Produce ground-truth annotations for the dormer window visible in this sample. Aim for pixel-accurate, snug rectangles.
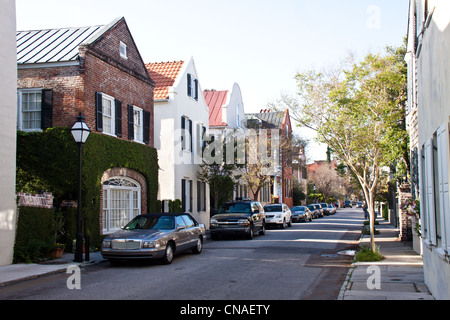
[120,41,128,60]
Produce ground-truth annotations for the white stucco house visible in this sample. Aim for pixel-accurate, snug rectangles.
[146,57,210,227]
[405,0,450,300]
[204,83,248,200]
[0,0,18,266]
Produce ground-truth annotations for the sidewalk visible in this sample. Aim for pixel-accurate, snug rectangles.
[338,220,435,300]
[0,251,106,287]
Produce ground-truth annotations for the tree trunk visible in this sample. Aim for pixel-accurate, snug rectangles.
[368,191,376,253]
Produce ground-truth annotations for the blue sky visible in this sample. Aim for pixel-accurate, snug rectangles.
[16,0,409,161]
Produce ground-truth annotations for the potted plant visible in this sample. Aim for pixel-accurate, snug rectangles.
[50,243,65,259]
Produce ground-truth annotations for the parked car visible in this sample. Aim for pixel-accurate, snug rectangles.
[290,206,312,222]
[311,203,324,217]
[210,200,266,240]
[356,201,363,208]
[344,200,352,208]
[101,213,206,265]
[320,202,331,215]
[264,203,292,228]
[327,204,336,215]
[307,204,320,219]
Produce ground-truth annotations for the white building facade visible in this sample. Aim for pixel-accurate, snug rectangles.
[204,83,248,200]
[147,57,210,227]
[406,0,450,299]
[0,0,18,266]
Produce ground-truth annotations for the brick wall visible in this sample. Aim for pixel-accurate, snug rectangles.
[81,52,154,147]
[17,18,155,147]
[17,65,84,128]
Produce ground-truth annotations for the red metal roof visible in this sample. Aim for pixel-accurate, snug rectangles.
[146,61,184,100]
[204,90,229,127]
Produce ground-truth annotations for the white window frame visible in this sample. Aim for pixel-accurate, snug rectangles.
[101,93,116,136]
[17,88,43,132]
[181,116,192,152]
[187,74,199,100]
[102,177,141,234]
[436,122,450,255]
[423,138,437,246]
[133,106,144,143]
[120,41,128,60]
[182,179,193,213]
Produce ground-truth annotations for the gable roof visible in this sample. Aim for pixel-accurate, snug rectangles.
[145,61,185,100]
[17,25,104,64]
[204,90,229,127]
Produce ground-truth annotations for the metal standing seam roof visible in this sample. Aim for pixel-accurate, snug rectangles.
[16,25,104,64]
[245,111,286,129]
[203,90,229,127]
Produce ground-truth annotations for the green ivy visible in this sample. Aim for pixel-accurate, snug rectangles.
[16,127,159,249]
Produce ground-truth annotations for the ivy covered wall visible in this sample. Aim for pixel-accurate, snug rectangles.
[16,127,159,248]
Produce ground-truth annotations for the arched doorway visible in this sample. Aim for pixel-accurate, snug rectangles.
[102,177,141,234]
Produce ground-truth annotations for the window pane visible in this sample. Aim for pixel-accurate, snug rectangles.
[21,91,42,130]
[103,98,112,134]
[102,177,142,233]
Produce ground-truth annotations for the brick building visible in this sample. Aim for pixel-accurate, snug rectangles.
[16,17,157,236]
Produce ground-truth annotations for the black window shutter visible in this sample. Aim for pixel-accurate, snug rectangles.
[181,179,186,212]
[189,180,193,212]
[197,181,201,212]
[194,79,198,100]
[202,126,206,150]
[41,89,53,130]
[202,182,206,211]
[115,100,122,137]
[95,92,103,132]
[187,73,192,97]
[143,110,150,145]
[188,119,193,151]
[127,105,134,140]
[181,116,185,150]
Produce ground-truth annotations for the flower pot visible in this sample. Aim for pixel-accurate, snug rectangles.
[50,247,64,259]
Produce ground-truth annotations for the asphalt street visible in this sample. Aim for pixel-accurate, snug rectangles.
[0,208,363,300]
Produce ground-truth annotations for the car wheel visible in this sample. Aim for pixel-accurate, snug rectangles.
[281,218,287,229]
[161,242,175,265]
[192,237,203,254]
[288,217,292,227]
[259,223,266,236]
[247,225,254,240]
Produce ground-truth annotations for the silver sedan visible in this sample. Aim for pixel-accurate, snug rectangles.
[101,213,206,264]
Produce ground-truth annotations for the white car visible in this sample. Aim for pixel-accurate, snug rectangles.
[263,203,292,229]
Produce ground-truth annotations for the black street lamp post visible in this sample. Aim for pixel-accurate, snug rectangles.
[71,113,90,263]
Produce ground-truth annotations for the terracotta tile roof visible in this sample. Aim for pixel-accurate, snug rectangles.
[204,90,229,127]
[145,61,184,100]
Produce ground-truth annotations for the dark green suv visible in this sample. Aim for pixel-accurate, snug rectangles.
[210,201,266,240]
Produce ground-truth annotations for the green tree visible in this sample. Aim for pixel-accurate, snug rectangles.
[274,45,407,252]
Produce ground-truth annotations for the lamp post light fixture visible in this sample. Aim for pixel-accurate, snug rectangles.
[71,113,90,263]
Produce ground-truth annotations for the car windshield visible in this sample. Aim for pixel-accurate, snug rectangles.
[291,206,305,211]
[124,215,175,230]
[264,205,282,212]
[218,203,252,214]
[307,205,315,210]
